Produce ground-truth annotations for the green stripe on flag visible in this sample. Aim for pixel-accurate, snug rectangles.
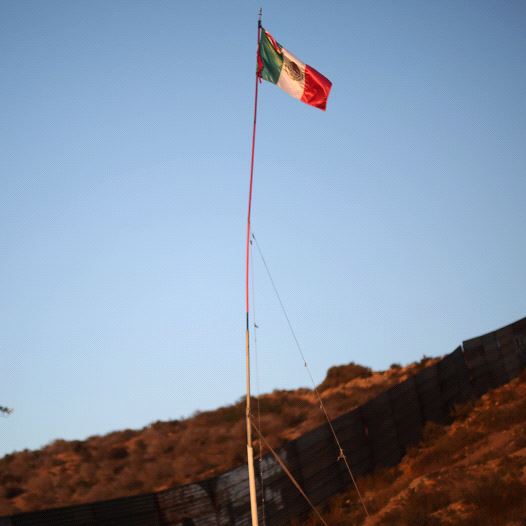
[259,30,283,84]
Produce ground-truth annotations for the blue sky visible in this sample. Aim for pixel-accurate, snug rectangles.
[1,1,525,456]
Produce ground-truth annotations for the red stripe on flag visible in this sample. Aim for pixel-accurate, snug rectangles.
[302,65,332,111]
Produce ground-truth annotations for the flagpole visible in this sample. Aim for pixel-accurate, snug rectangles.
[245,9,262,526]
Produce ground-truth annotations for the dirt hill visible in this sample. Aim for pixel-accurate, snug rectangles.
[298,369,526,526]
[0,359,434,516]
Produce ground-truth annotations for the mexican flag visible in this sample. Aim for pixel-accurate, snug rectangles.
[258,27,332,111]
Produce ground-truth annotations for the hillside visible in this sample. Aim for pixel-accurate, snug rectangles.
[0,359,434,516]
[299,369,526,526]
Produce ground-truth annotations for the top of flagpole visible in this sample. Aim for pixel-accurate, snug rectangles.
[258,8,262,28]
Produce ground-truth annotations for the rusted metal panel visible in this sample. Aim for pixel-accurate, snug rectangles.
[157,483,219,526]
[438,348,473,410]
[414,365,446,423]
[10,504,95,526]
[387,377,423,449]
[93,494,160,526]
[331,408,368,447]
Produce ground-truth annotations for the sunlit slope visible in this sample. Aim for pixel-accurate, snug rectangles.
[0,359,433,515]
[299,369,526,526]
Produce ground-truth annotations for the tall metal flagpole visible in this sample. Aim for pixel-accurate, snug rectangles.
[245,9,262,526]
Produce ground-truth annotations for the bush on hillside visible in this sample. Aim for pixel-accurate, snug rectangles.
[317,363,372,392]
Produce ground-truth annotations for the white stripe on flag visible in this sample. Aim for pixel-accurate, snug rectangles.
[277,48,306,101]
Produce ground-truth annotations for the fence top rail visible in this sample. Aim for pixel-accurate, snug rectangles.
[463,316,526,348]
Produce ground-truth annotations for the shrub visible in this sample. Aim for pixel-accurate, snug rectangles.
[451,400,475,421]
[46,440,69,454]
[108,447,129,460]
[4,486,24,499]
[119,429,137,441]
[421,421,444,443]
[514,430,526,449]
[125,480,143,492]
[195,403,244,426]
[318,363,372,392]
[456,470,526,524]
[134,439,147,452]
[412,426,483,472]
[381,486,449,526]
[474,396,526,432]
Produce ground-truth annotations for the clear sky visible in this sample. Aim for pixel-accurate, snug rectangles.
[1,1,525,457]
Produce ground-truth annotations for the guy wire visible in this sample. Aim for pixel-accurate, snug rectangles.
[251,232,370,519]
[251,419,329,526]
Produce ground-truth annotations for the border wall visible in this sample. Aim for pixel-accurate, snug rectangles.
[2,316,525,526]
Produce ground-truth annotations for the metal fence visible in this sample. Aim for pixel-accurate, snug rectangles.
[2,317,525,526]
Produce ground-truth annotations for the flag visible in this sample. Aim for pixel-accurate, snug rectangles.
[257,27,332,111]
